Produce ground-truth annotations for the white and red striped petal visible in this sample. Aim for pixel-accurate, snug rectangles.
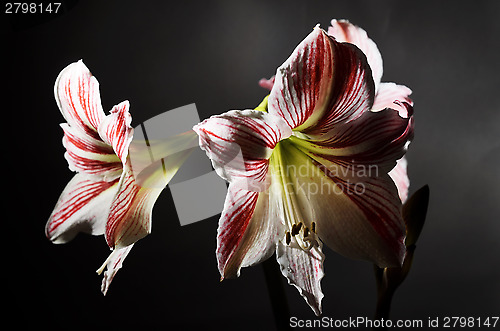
[55,60,105,136]
[315,172,406,267]
[46,173,119,244]
[302,43,375,139]
[61,123,123,180]
[105,160,168,249]
[97,244,134,295]
[295,104,414,174]
[98,101,134,164]
[328,19,383,92]
[193,109,291,192]
[269,27,376,137]
[372,82,413,117]
[276,242,325,316]
[217,182,285,279]
[268,27,335,131]
[217,184,260,278]
[104,141,192,249]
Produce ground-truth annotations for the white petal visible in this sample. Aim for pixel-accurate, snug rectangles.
[46,173,119,243]
[276,242,325,316]
[97,244,134,295]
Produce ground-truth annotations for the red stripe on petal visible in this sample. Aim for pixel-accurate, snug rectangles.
[298,106,414,173]
[56,61,105,135]
[217,184,260,278]
[317,165,406,265]
[46,174,119,243]
[194,109,291,192]
[302,40,375,137]
[105,161,168,248]
[98,101,134,164]
[61,123,113,155]
[328,19,384,91]
[268,28,334,130]
[61,124,124,179]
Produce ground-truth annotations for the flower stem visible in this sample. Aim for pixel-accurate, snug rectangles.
[262,258,291,330]
[373,265,392,331]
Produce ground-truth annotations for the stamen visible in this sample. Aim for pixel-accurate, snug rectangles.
[311,222,316,233]
[303,226,309,238]
[285,231,291,245]
[291,222,303,236]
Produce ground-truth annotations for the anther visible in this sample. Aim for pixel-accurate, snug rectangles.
[303,226,309,238]
[311,222,316,233]
[285,231,291,245]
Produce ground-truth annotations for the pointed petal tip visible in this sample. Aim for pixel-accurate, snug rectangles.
[277,243,325,316]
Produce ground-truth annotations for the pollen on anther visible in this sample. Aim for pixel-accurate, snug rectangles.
[285,231,291,245]
[303,227,309,238]
[311,222,316,233]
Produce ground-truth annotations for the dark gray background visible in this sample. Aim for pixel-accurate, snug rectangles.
[4,0,499,329]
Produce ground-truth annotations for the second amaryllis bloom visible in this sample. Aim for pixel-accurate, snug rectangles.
[194,24,414,315]
[46,60,194,294]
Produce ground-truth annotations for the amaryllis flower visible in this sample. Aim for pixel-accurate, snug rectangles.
[46,60,194,294]
[194,24,414,315]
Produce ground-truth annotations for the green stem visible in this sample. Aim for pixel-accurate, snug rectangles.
[262,258,291,331]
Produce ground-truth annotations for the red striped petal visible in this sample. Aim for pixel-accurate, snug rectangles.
[55,60,105,137]
[294,105,414,174]
[268,27,336,131]
[323,175,406,267]
[105,160,169,249]
[46,173,119,243]
[194,109,291,192]
[217,183,284,279]
[301,40,376,138]
[328,19,383,92]
[217,184,259,278]
[276,243,325,316]
[98,101,134,164]
[61,123,123,180]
